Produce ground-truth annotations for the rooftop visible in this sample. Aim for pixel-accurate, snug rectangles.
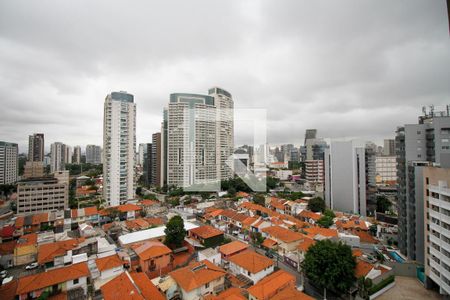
[228,250,274,273]
[95,254,124,272]
[132,241,172,260]
[169,260,226,292]
[262,226,304,243]
[247,270,295,300]
[219,241,249,256]
[189,225,224,239]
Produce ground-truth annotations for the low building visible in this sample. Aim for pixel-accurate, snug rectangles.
[95,254,125,281]
[16,262,90,299]
[188,225,224,248]
[247,270,297,300]
[228,251,274,284]
[218,241,249,261]
[261,226,305,255]
[169,260,227,300]
[37,238,85,269]
[132,241,172,279]
[14,233,37,266]
[198,248,221,266]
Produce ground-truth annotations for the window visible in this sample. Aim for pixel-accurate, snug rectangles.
[417,131,421,135]
[205,283,210,289]
[73,278,79,285]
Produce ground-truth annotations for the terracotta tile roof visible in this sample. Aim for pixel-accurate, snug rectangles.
[96,254,124,272]
[16,263,89,295]
[228,250,274,273]
[219,241,249,256]
[0,240,16,255]
[355,259,373,278]
[269,286,314,300]
[352,230,378,244]
[270,198,286,210]
[303,227,338,238]
[0,278,18,300]
[15,216,25,228]
[117,203,142,212]
[84,206,98,216]
[242,216,258,226]
[129,272,165,300]
[336,219,368,231]
[236,192,250,198]
[38,238,84,264]
[204,287,246,300]
[16,233,37,247]
[299,210,321,221]
[101,272,145,300]
[262,226,304,243]
[297,237,315,252]
[352,249,363,257]
[132,241,172,260]
[32,213,48,225]
[48,292,67,300]
[247,270,295,300]
[169,260,226,292]
[262,238,277,249]
[139,199,159,206]
[189,225,224,239]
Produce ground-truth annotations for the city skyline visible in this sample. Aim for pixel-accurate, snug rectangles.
[1,1,449,152]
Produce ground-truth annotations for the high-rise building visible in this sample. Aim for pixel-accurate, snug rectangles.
[64,146,72,164]
[151,132,162,187]
[304,129,317,145]
[103,91,136,206]
[383,139,395,156]
[28,133,44,162]
[138,143,146,166]
[375,156,397,185]
[0,141,18,185]
[305,160,325,184]
[396,106,450,263]
[280,144,294,162]
[208,87,234,181]
[86,145,102,164]
[423,166,450,296]
[324,140,376,217]
[50,142,67,173]
[165,92,217,189]
[73,146,81,164]
[142,143,152,186]
[17,171,69,215]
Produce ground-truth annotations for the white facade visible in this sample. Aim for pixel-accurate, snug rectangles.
[198,248,221,266]
[274,170,293,181]
[138,143,146,166]
[86,145,102,164]
[178,276,225,300]
[50,142,67,173]
[375,156,397,183]
[103,91,136,206]
[324,140,368,216]
[0,141,18,185]
[305,159,324,184]
[229,261,274,284]
[73,146,82,164]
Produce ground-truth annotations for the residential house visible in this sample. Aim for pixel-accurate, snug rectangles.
[261,226,305,255]
[188,225,224,248]
[95,254,125,281]
[169,260,227,300]
[198,248,221,266]
[247,270,297,300]
[37,238,85,269]
[203,287,246,300]
[218,241,249,261]
[100,271,165,300]
[298,210,321,224]
[14,233,37,266]
[303,227,338,241]
[132,241,172,279]
[0,240,15,268]
[16,262,90,300]
[228,251,274,284]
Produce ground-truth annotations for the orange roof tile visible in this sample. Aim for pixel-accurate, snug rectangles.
[242,216,258,226]
[169,260,226,292]
[16,263,89,295]
[139,199,159,206]
[32,213,48,225]
[15,216,25,228]
[228,251,274,273]
[352,230,378,244]
[0,278,18,300]
[303,227,338,238]
[336,219,368,231]
[299,210,321,221]
[16,233,37,248]
[204,287,246,300]
[297,237,315,252]
[219,241,249,256]
[84,206,98,216]
[236,192,250,198]
[96,254,124,272]
[129,272,165,300]
[132,241,172,261]
[117,203,142,212]
[262,226,304,243]
[355,259,373,278]
[101,272,144,300]
[247,270,295,300]
[262,238,277,249]
[352,249,363,257]
[189,225,224,239]
[38,238,84,264]
[269,286,314,300]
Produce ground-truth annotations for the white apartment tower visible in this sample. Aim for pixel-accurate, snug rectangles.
[50,142,67,173]
[103,91,136,206]
[0,141,18,185]
[86,145,102,164]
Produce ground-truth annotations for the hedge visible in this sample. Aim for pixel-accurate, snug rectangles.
[368,275,395,295]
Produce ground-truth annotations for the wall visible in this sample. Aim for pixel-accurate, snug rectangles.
[100,266,124,280]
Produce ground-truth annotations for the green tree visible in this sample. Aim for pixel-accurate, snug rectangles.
[302,239,356,296]
[324,209,335,218]
[253,194,266,206]
[357,277,373,300]
[136,187,143,196]
[227,187,237,197]
[143,193,158,200]
[376,195,392,213]
[164,216,186,249]
[266,176,279,191]
[308,197,326,213]
[317,215,334,228]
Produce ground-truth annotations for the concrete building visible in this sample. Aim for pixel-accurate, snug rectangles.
[138,143,146,166]
[324,140,376,217]
[305,160,324,184]
[28,133,44,162]
[151,132,162,187]
[65,145,72,164]
[86,145,102,164]
[73,146,81,164]
[23,161,45,179]
[50,142,67,173]
[396,107,450,262]
[103,91,136,206]
[0,141,18,185]
[163,88,234,189]
[383,139,395,156]
[424,166,450,296]
[375,156,397,185]
[17,173,69,215]
[142,143,152,186]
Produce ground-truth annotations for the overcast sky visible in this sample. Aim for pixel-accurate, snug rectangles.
[0,0,449,153]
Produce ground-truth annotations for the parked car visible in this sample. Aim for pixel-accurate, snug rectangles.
[25,263,38,270]
[2,276,13,285]
[0,270,7,278]
[265,251,274,259]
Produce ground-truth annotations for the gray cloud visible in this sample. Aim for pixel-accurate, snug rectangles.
[0,0,449,152]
